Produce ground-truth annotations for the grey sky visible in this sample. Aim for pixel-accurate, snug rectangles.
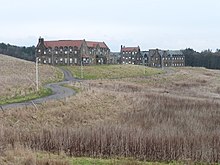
[0,0,219,52]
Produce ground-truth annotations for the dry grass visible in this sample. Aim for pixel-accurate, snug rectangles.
[1,67,220,163]
[0,54,62,100]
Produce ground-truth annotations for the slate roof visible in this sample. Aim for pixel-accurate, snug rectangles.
[168,50,183,56]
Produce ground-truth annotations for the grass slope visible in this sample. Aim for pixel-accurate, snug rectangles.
[63,64,164,79]
[0,54,63,104]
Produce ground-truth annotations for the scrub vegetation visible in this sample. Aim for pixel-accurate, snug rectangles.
[1,64,220,164]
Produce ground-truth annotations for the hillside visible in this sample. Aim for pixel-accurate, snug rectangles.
[0,54,62,103]
[1,66,220,164]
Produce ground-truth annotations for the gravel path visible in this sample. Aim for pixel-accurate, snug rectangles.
[1,68,79,110]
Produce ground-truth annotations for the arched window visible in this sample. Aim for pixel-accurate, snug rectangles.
[69,46,73,52]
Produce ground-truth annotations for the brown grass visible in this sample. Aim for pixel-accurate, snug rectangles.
[0,54,62,100]
[1,67,220,163]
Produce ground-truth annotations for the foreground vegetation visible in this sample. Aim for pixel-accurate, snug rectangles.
[0,88,52,105]
[0,54,63,103]
[0,147,186,165]
[1,66,220,164]
[63,64,164,79]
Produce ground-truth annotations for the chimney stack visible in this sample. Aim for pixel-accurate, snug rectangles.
[39,37,44,44]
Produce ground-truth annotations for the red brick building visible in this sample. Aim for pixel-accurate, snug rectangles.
[36,37,110,65]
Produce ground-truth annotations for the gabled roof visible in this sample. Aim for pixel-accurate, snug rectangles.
[86,41,109,49]
[121,47,139,52]
[44,40,84,49]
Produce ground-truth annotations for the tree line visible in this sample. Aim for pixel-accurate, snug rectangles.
[0,43,35,61]
[182,48,220,69]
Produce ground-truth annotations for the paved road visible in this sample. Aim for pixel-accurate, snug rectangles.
[1,68,79,110]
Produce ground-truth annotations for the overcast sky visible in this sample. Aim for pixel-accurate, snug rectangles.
[0,0,219,52]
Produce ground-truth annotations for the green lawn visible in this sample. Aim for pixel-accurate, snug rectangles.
[70,157,183,165]
[36,152,186,165]
[63,65,164,80]
[0,88,52,105]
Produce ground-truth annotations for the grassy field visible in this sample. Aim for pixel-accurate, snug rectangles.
[0,147,187,165]
[63,64,164,79]
[0,54,63,104]
[1,66,220,164]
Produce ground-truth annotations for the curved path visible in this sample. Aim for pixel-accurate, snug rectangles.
[1,68,79,110]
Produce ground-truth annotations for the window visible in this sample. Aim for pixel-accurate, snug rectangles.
[38,49,41,53]
[55,51,58,54]
[65,51,68,54]
[44,51,46,55]
[60,58,63,62]
[48,58,51,63]
[64,58,68,63]
[74,58,77,64]
[70,58,73,64]
[75,51,77,54]
[43,60,46,64]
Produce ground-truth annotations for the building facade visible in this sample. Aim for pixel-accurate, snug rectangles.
[120,46,185,67]
[35,38,110,65]
[142,49,185,67]
[120,45,142,65]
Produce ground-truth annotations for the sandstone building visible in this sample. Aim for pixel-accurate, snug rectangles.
[36,37,110,65]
